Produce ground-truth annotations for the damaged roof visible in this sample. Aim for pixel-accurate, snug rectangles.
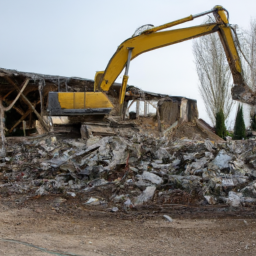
[0,67,197,102]
[126,85,197,102]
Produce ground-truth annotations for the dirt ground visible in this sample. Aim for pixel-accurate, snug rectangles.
[1,195,256,256]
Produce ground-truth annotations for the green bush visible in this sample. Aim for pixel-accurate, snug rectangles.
[226,130,234,138]
[233,105,246,140]
[215,109,227,139]
[251,114,256,131]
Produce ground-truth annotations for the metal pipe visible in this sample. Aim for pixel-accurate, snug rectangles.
[124,47,134,76]
[193,9,213,19]
[193,6,229,22]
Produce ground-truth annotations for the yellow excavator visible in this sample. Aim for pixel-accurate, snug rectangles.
[48,5,256,117]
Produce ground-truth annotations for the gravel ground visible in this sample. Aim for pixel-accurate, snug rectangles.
[0,195,256,256]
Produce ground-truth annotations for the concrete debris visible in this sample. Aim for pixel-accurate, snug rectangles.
[140,171,163,185]
[85,197,105,205]
[211,150,233,170]
[67,192,76,197]
[163,215,173,222]
[226,191,241,207]
[134,186,156,205]
[124,198,133,209]
[204,195,217,205]
[1,130,256,211]
[111,207,119,212]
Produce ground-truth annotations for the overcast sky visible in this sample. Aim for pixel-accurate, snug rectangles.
[1,0,256,127]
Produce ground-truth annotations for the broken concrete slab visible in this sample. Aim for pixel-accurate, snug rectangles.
[141,171,163,185]
[134,186,156,205]
[211,150,233,170]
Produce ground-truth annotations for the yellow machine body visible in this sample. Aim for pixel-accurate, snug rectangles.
[47,92,113,115]
[58,92,113,109]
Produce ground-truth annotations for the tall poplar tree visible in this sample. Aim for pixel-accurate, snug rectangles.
[215,109,226,139]
[234,105,246,140]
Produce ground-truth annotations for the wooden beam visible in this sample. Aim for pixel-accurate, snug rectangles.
[9,108,32,133]
[3,78,30,112]
[3,90,15,100]
[4,76,49,132]
[11,106,24,116]
[125,100,135,117]
[3,99,25,116]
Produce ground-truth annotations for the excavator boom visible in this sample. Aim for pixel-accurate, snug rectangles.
[95,5,256,109]
[48,6,256,117]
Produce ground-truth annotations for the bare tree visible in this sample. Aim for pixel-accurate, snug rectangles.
[193,22,234,125]
[237,20,256,89]
[235,21,256,123]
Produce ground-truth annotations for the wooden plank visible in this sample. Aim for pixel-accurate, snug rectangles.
[81,124,116,139]
[4,100,24,116]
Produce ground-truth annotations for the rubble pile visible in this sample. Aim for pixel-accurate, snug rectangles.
[1,132,256,209]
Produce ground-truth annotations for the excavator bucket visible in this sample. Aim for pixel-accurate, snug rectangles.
[47,92,113,116]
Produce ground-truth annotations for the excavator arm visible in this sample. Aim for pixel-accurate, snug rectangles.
[95,5,256,110]
[48,6,255,117]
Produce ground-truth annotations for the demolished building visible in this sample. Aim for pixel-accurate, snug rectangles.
[0,67,216,141]
[1,67,256,211]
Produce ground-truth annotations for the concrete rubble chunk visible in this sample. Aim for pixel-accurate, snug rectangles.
[113,195,126,203]
[204,195,217,205]
[163,215,173,222]
[190,157,208,170]
[154,148,170,160]
[151,162,171,169]
[204,140,214,152]
[124,198,133,208]
[241,182,256,198]
[134,186,156,205]
[111,207,119,212]
[85,197,100,205]
[141,171,163,185]
[211,150,232,170]
[171,159,181,167]
[130,167,139,173]
[226,191,241,207]
[183,153,196,161]
[67,192,76,197]
[86,136,102,147]
[205,152,214,159]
